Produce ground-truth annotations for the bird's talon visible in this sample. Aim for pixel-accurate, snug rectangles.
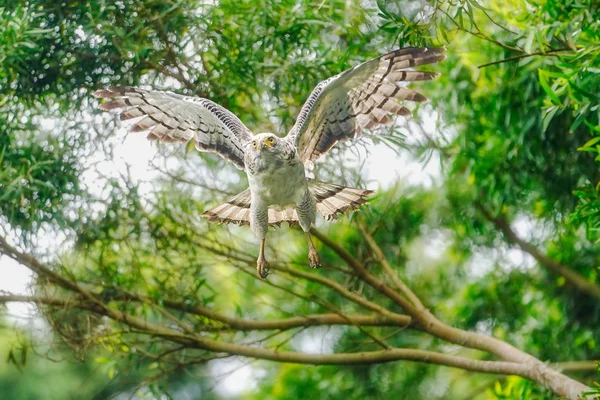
[308,249,321,269]
[257,258,270,279]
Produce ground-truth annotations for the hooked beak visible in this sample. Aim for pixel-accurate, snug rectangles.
[251,137,276,151]
[262,138,274,149]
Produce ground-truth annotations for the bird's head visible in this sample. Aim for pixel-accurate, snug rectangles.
[249,133,282,154]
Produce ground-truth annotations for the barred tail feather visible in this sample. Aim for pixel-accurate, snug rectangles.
[202,181,373,226]
[202,189,300,227]
[202,189,253,226]
[309,181,374,221]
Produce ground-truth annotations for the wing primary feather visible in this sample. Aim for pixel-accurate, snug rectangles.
[95,87,254,169]
[287,47,445,162]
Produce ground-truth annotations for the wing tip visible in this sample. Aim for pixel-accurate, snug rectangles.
[413,93,428,103]
[93,86,142,99]
[92,89,109,98]
[201,209,252,226]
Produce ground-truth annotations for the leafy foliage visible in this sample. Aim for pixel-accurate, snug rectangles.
[0,0,598,399]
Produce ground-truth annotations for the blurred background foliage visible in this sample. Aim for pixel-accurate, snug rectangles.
[0,0,599,399]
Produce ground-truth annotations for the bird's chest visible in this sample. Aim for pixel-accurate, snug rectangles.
[246,155,306,206]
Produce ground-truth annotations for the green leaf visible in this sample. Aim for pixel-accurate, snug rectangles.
[578,136,600,150]
[538,69,561,104]
[542,106,559,133]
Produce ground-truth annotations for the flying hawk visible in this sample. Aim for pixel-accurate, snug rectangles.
[94,47,445,278]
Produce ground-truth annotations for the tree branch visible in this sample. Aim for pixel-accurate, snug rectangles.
[0,236,82,294]
[0,233,592,400]
[476,204,600,301]
[358,222,426,311]
[477,48,572,69]
[187,337,530,374]
[554,360,599,373]
[0,296,556,384]
[310,228,592,400]
[0,294,410,331]
[197,239,407,318]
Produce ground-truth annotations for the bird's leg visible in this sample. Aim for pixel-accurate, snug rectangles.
[257,238,270,279]
[305,232,321,269]
[296,189,320,269]
[250,197,270,279]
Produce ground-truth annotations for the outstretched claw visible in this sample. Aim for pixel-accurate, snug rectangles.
[257,256,270,279]
[256,238,270,279]
[308,247,321,269]
[305,232,321,269]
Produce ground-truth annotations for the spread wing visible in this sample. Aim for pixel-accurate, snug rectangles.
[287,47,445,162]
[93,87,253,169]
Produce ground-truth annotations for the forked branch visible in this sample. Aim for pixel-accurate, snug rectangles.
[0,232,593,400]
[311,228,592,400]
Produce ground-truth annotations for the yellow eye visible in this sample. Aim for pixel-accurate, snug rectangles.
[252,140,258,149]
[267,137,276,144]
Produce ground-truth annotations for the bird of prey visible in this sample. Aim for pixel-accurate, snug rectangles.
[94,47,445,278]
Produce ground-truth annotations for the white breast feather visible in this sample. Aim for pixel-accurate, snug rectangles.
[248,159,306,208]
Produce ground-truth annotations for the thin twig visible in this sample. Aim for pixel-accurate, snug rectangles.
[358,222,426,311]
[475,202,600,301]
[478,48,572,69]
